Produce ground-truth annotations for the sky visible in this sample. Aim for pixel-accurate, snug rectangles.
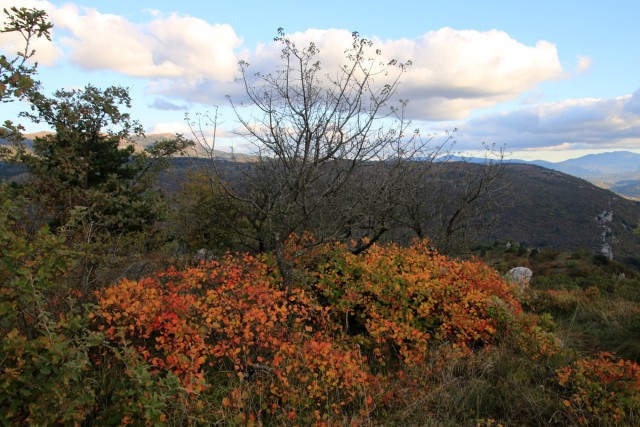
[1,0,640,162]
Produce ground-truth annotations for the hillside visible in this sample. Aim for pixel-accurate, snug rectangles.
[486,164,640,266]
[158,159,640,266]
[3,156,640,266]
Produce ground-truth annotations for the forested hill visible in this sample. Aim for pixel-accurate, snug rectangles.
[2,157,640,265]
[157,159,640,265]
[485,164,640,266]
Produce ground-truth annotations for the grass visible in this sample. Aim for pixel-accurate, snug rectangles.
[474,241,640,362]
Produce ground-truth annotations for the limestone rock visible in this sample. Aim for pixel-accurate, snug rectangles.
[505,266,533,293]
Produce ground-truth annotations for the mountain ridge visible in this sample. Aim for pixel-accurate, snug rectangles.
[5,131,638,184]
[440,150,640,200]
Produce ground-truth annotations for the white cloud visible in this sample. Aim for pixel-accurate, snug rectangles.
[50,4,242,81]
[144,14,241,81]
[147,120,195,136]
[211,27,563,121]
[2,3,567,122]
[386,28,564,119]
[450,89,640,151]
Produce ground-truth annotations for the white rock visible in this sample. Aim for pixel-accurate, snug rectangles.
[195,248,213,262]
[505,267,533,293]
[596,210,613,224]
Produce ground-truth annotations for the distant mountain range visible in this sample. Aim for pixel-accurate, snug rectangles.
[4,132,639,185]
[441,151,640,200]
[3,131,640,199]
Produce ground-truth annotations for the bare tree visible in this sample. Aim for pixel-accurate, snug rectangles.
[188,29,500,289]
[188,30,445,288]
[393,145,507,254]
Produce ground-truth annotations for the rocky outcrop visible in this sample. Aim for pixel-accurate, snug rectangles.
[596,209,615,260]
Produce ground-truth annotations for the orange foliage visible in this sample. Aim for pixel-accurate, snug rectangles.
[95,253,371,423]
[96,268,208,393]
[557,352,640,425]
[94,239,549,424]
[301,240,523,363]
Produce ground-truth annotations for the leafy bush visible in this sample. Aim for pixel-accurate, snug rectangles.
[557,352,640,425]
[92,239,545,424]
[0,185,192,425]
[302,240,523,364]
[0,185,96,424]
[95,253,371,425]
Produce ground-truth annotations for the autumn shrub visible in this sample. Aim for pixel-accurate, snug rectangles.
[94,253,372,425]
[92,238,626,426]
[300,239,523,366]
[557,352,640,425]
[290,239,567,424]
